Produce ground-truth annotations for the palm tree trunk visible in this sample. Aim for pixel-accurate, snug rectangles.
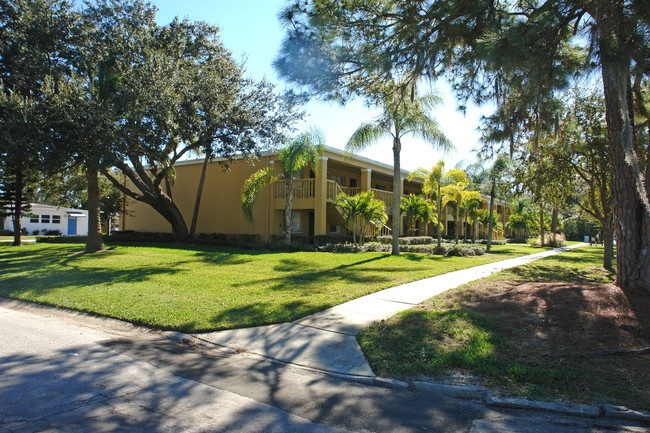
[189,153,210,239]
[284,179,293,244]
[437,185,442,248]
[391,137,401,255]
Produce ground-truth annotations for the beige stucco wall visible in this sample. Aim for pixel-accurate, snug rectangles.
[121,146,508,241]
[123,156,274,238]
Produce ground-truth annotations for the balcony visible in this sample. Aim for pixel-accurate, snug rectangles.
[272,179,316,209]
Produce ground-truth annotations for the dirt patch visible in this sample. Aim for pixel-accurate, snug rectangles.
[448,281,650,355]
[428,280,650,409]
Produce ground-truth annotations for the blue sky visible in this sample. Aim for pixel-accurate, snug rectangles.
[147,0,494,171]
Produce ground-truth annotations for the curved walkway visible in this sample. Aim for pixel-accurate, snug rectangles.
[197,244,586,378]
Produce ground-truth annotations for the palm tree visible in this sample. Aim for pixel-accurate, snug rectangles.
[462,198,482,242]
[336,191,387,245]
[441,169,481,244]
[345,84,453,255]
[408,160,450,248]
[241,128,325,244]
[400,194,434,236]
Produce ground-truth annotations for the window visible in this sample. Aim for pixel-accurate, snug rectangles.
[329,224,340,234]
[52,215,61,224]
[331,174,345,186]
[41,215,50,224]
[30,215,39,223]
[291,211,302,233]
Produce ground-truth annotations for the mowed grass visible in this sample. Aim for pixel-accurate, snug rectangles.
[358,246,650,410]
[0,242,548,332]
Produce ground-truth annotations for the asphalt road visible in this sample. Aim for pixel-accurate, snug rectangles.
[0,301,646,433]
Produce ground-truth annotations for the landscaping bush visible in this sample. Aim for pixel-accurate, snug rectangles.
[507,238,530,244]
[37,236,87,244]
[107,231,175,243]
[446,245,486,256]
[375,236,434,245]
[530,233,567,248]
[316,242,486,256]
[478,239,507,245]
[0,230,14,236]
[563,216,595,241]
[44,229,61,236]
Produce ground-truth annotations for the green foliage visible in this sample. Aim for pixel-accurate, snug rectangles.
[335,191,388,245]
[400,194,434,235]
[241,128,325,242]
[241,167,280,223]
[345,85,452,254]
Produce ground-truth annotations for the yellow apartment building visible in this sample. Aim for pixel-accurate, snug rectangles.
[122,146,510,242]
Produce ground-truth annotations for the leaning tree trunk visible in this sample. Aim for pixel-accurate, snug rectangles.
[391,137,401,255]
[486,180,496,253]
[189,154,210,239]
[600,51,650,291]
[11,167,23,246]
[85,165,104,253]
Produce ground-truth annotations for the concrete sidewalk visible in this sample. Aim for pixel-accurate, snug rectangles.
[197,244,586,377]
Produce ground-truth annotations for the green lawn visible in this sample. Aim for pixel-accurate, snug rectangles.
[358,246,650,411]
[0,242,547,332]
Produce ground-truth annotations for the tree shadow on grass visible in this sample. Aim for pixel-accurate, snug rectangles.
[507,263,614,285]
[242,254,424,293]
[205,300,312,331]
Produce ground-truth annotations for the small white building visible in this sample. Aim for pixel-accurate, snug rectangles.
[3,204,89,236]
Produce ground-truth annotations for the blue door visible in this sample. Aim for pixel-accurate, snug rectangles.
[68,217,77,235]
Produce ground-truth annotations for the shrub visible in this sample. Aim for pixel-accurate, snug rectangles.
[316,242,485,256]
[507,238,530,244]
[375,236,434,245]
[37,236,87,244]
[44,229,61,236]
[478,239,507,245]
[530,233,567,248]
[446,245,486,256]
[32,230,40,235]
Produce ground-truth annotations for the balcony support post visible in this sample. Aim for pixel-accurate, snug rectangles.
[361,168,372,192]
[314,157,328,237]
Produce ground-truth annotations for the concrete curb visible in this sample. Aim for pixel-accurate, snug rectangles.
[486,395,600,418]
[369,376,650,424]
[412,381,487,400]
[173,330,650,425]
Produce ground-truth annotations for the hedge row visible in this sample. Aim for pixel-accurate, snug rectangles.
[317,242,485,256]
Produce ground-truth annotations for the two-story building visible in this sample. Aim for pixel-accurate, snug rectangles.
[121,146,510,242]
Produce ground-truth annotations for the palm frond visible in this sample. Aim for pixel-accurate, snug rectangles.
[345,122,389,153]
[241,167,279,223]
